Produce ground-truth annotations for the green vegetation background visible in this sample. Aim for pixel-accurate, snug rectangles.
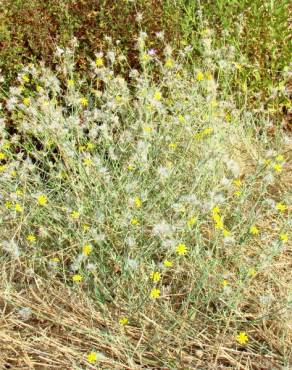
[0,0,291,110]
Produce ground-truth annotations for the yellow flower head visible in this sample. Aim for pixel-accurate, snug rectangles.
[150,288,160,299]
[87,351,98,364]
[248,268,257,277]
[22,97,31,106]
[153,91,162,101]
[71,211,80,219]
[26,234,36,242]
[37,195,47,206]
[72,274,83,283]
[83,158,93,167]
[276,203,286,212]
[168,142,177,150]
[233,179,242,187]
[236,331,248,345]
[250,225,259,235]
[5,201,12,209]
[67,79,75,87]
[22,74,30,83]
[87,142,94,150]
[80,97,88,107]
[127,164,135,171]
[150,271,161,282]
[134,197,142,208]
[279,233,288,243]
[275,154,284,162]
[222,279,229,287]
[82,244,92,256]
[131,218,139,226]
[119,316,129,326]
[83,224,90,232]
[196,71,204,81]
[223,229,231,237]
[95,57,104,67]
[187,216,197,227]
[15,203,23,213]
[176,243,187,256]
[205,71,213,80]
[212,205,220,215]
[272,163,282,172]
[165,58,174,68]
[163,260,173,268]
[0,152,6,160]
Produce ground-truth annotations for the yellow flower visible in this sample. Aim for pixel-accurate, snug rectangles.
[168,142,177,150]
[176,243,187,256]
[222,279,229,287]
[87,351,98,364]
[71,211,80,219]
[37,195,47,206]
[5,201,12,209]
[165,58,174,68]
[26,234,36,242]
[11,170,17,177]
[153,90,162,101]
[51,257,60,263]
[87,142,94,150]
[0,152,6,160]
[80,97,88,107]
[150,271,161,282]
[72,274,83,282]
[203,127,213,136]
[178,114,185,123]
[131,218,139,225]
[163,260,173,267]
[276,203,286,212]
[83,224,90,232]
[196,71,204,81]
[127,164,135,171]
[279,233,288,243]
[234,190,242,197]
[83,158,93,166]
[236,331,248,345]
[22,74,30,83]
[119,317,129,326]
[82,244,92,255]
[150,288,160,299]
[187,216,197,227]
[272,163,282,172]
[250,225,259,235]
[22,97,30,106]
[205,71,213,80]
[248,268,257,277]
[134,197,142,208]
[275,154,284,162]
[212,205,220,215]
[233,179,241,187]
[143,126,153,133]
[67,79,75,87]
[95,57,104,67]
[142,53,151,62]
[14,203,23,213]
